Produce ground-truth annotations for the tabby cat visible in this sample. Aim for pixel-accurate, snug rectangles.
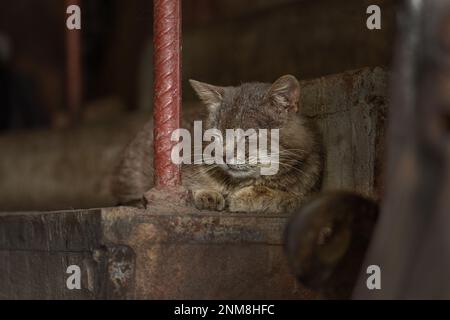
[112,75,323,213]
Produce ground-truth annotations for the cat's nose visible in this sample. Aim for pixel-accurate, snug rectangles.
[225,154,240,165]
[224,152,237,165]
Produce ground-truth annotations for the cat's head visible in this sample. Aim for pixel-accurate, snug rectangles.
[189,75,300,130]
[189,75,305,179]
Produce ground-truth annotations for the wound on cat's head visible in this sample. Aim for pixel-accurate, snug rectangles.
[189,75,304,179]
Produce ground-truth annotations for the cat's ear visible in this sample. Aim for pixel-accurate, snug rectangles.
[189,79,225,110]
[268,75,300,113]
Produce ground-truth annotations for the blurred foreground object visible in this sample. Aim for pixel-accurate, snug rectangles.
[287,0,450,300]
[353,0,450,299]
[285,192,378,299]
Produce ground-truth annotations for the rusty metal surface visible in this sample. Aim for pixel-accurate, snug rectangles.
[95,245,136,299]
[66,0,82,122]
[153,0,182,188]
[0,207,314,299]
[101,206,289,245]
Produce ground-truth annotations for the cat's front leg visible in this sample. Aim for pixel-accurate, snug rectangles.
[227,186,298,214]
[192,189,226,211]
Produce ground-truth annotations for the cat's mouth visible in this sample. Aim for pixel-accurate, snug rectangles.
[220,163,258,178]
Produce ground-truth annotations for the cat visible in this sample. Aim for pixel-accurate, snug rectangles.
[112,75,323,213]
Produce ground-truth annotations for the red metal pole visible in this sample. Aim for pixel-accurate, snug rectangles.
[66,0,82,123]
[153,0,182,188]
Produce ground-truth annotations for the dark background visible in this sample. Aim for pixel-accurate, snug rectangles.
[0,0,397,131]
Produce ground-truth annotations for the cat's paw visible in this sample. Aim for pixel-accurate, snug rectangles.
[227,186,297,213]
[227,186,273,213]
[192,189,226,211]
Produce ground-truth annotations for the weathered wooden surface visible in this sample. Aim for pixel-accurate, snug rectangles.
[0,207,314,299]
[0,67,388,211]
[301,67,388,199]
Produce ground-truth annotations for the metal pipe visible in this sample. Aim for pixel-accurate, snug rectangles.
[66,0,82,123]
[153,0,182,188]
